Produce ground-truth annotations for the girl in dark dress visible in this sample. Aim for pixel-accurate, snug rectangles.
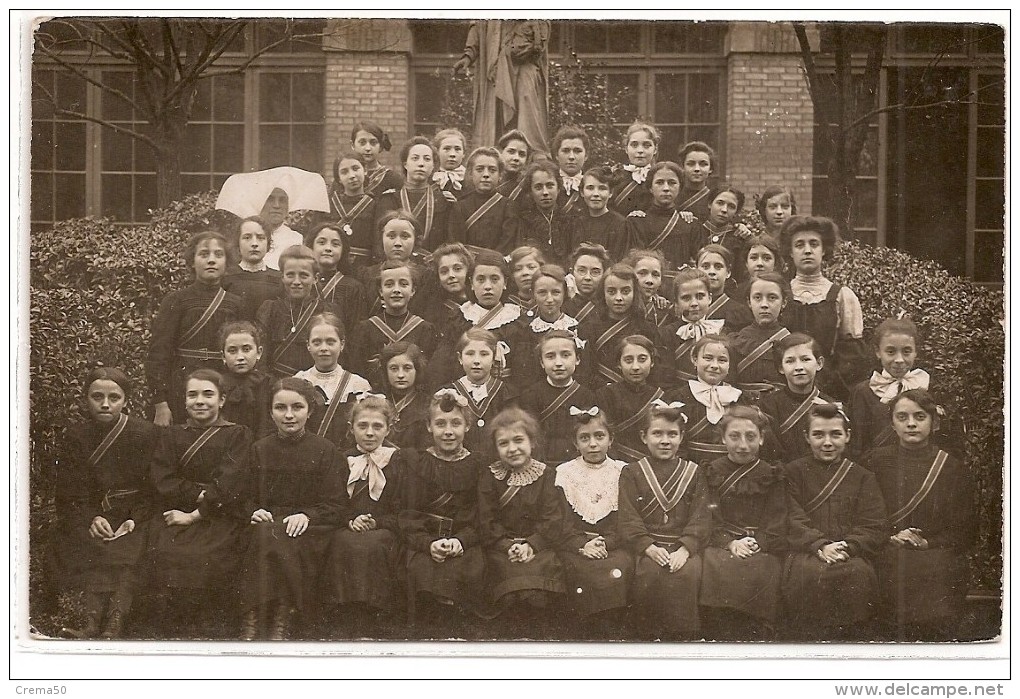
[375,137,451,252]
[596,334,666,463]
[696,244,753,334]
[757,184,797,239]
[700,406,787,641]
[624,248,675,330]
[672,335,744,465]
[477,407,568,637]
[563,242,610,324]
[675,140,716,223]
[618,403,710,640]
[868,389,975,641]
[784,403,887,641]
[661,268,724,389]
[622,161,695,272]
[399,390,486,632]
[222,217,281,323]
[577,263,660,390]
[684,186,754,266]
[447,146,514,253]
[503,161,572,262]
[495,128,531,203]
[218,321,274,440]
[551,124,589,218]
[305,220,368,331]
[325,395,412,633]
[147,231,241,426]
[570,166,628,258]
[421,242,474,331]
[507,245,546,318]
[238,378,344,640]
[608,121,658,217]
[730,272,793,400]
[349,121,402,199]
[327,151,381,273]
[432,128,469,202]
[148,369,252,638]
[554,408,630,636]
[742,232,783,282]
[377,341,430,449]
[54,367,158,639]
[518,329,596,466]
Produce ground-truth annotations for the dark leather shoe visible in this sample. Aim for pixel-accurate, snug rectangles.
[240,610,259,641]
[100,610,123,639]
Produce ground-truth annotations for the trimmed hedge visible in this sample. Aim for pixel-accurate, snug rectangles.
[30,196,1004,592]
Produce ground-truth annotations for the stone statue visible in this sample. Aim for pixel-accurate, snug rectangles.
[453,20,550,154]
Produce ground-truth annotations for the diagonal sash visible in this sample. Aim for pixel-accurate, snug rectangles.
[464,192,505,231]
[88,413,128,467]
[401,187,436,239]
[705,293,729,319]
[888,451,949,526]
[613,180,639,208]
[507,179,524,201]
[595,318,629,354]
[179,288,226,348]
[335,194,372,225]
[454,378,502,423]
[368,314,425,345]
[674,337,698,363]
[678,186,709,212]
[573,301,595,323]
[638,458,698,522]
[539,382,582,422]
[778,388,822,434]
[180,426,223,469]
[648,210,681,250]
[319,272,346,302]
[469,303,505,329]
[802,458,854,514]
[272,299,321,372]
[685,414,729,456]
[610,388,664,434]
[317,371,354,437]
[719,459,761,498]
[737,328,792,374]
[561,190,579,213]
[393,390,417,418]
[498,484,521,509]
[365,167,389,196]
[426,491,454,512]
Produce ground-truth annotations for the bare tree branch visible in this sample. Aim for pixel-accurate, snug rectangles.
[847,77,1004,130]
[793,22,833,128]
[49,105,160,152]
[35,43,148,118]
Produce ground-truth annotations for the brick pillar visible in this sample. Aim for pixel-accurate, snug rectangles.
[322,19,412,180]
[725,22,818,214]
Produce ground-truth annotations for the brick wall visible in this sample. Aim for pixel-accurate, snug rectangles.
[725,24,816,215]
[321,19,411,181]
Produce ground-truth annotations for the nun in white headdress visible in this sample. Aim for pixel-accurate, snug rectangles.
[216,167,330,270]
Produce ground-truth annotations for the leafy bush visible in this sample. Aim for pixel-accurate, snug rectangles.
[825,241,1004,591]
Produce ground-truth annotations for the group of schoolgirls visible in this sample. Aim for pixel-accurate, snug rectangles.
[54,118,973,643]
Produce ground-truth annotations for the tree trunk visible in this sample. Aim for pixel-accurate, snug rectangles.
[152,111,189,208]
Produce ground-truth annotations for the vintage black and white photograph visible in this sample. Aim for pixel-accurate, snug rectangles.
[21,12,1005,654]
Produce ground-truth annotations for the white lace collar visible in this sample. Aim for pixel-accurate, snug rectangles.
[555,457,626,525]
[460,301,522,329]
[490,459,546,486]
[530,313,579,333]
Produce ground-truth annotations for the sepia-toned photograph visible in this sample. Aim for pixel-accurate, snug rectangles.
[20,12,1005,655]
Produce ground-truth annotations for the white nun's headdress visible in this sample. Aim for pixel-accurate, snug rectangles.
[215,166,330,218]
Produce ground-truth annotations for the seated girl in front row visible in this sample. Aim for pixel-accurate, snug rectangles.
[238,377,344,641]
[399,389,486,632]
[868,389,974,642]
[555,407,630,637]
[477,407,568,637]
[618,403,710,640]
[783,403,887,641]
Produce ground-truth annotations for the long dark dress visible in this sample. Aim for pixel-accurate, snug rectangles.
[315,270,368,334]
[705,291,753,335]
[518,379,596,465]
[608,166,653,217]
[565,209,628,261]
[554,456,631,616]
[384,389,431,449]
[376,185,451,252]
[576,309,661,390]
[220,370,274,440]
[700,457,787,623]
[347,312,438,381]
[54,415,158,593]
[362,166,403,200]
[222,265,281,323]
[326,192,379,272]
[399,449,486,618]
[238,432,344,613]
[618,455,710,638]
[146,282,241,422]
[867,444,975,639]
[676,184,712,222]
[730,321,791,398]
[596,380,666,463]
[325,446,411,611]
[256,297,342,378]
[296,367,373,450]
[783,454,888,638]
[504,207,573,263]
[623,203,695,272]
[477,459,568,610]
[149,420,251,590]
[671,380,745,465]
[447,190,514,253]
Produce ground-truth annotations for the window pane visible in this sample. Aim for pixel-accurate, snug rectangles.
[136,129,156,172]
[410,20,470,54]
[857,127,879,176]
[54,121,86,171]
[414,73,446,126]
[685,126,720,154]
[975,179,1004,231]
[214,74,245,122]
[607,23,640,53]
[182,123,211,172]
[31,121,52,171]
[974,231,1004,283]
[812,177,830,217]
[260,74,291,122]
[688,72,720,123]
[658,126,685,164]
[191,79,212,121]
[976,127,1004,179]
[977,74,1005,125]
[183,174,213,195]
[291,125,323,173]
[102,128,134,171]
[32,69,55,120]
[854,179,878,229]
[213,124,245,173]
[292,72,324,121]
[653,22,725,54]
[897,25,969,54]
[56,71,86,110]
[607,73,639,117]
[259,19,325,53]
[259,125,291,169]
[54,173,85,220]
[974,25,1005,57]
[102,174,133,221]
[135,175,157,220]
[31,172,53,221]
[573,22,607,53]
[654,74,687,124]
